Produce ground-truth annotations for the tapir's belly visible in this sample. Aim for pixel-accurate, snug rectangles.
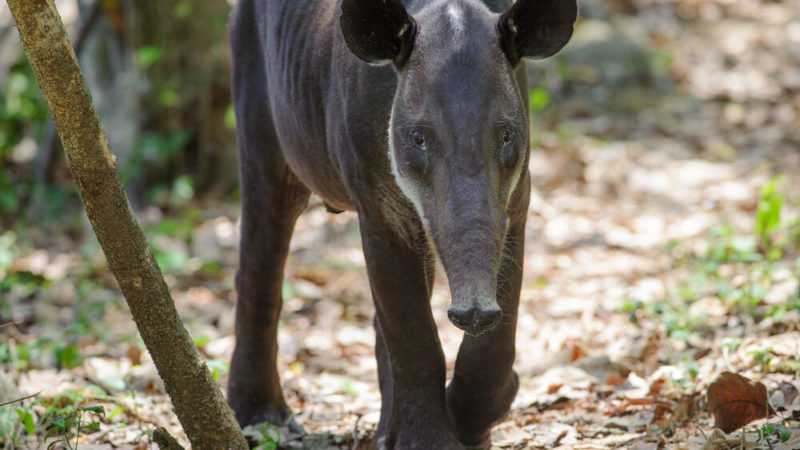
[268,89,356,213]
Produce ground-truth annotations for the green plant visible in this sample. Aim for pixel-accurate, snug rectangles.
[747,348,773,372]
[757,423,791,445]
[0,401,36,447]
[623,177,800,343]
[1,391,111,448]
[756,176,785,260]
[205,359,229,382]
[54,344,82,370]
[0,55,50,218]
[0,57,49,158]
[44,404,104,450]
[528,88,551,113]
[255,423,281,450]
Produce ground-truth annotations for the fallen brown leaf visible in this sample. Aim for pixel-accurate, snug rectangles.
[776,382,799,406]
[606,372,626,387]
[668,395,697,426]
[648,377,666,396]
[651,402,672,427]
[706,371,776,433]
[571,344,584,362]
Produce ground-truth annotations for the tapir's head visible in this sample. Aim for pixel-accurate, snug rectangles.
[341,0,576,336]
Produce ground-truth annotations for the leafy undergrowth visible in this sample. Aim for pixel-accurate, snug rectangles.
[2,154,799,449]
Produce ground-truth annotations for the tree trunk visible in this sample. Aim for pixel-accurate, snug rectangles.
[5,1,248,448]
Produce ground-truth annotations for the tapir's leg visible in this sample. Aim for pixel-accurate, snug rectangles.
[227,1,311,429]
[446,178,530,448]
[228,159,309,429]
[373,316,393,438]
[359,213,460,449]
[373,257,434,440]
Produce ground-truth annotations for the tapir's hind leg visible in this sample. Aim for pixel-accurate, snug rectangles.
[227,0,310,430]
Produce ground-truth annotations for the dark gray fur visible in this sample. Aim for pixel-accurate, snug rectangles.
[227,0,576,448]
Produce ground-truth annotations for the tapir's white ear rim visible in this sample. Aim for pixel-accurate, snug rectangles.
[498,0,578,66]
[340,0,418,67]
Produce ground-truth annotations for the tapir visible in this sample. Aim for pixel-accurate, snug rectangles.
[227,0,577,447]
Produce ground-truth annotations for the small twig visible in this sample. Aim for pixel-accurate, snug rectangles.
[0,322,21,328]
[153,427,186,450]
[0,391,40,408]
[552,429,568,447]
[351,414,362,450]
[698,428,709,444]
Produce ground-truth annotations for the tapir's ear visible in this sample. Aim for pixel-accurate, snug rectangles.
[340,0,417,67]
[498,0,578,66]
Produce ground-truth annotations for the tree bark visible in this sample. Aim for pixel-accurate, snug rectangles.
[5,1,248,448]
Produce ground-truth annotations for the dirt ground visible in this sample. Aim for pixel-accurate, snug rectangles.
[2,0,800,448]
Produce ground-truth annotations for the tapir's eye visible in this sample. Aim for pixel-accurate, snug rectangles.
[501,128,514,146]
[499,127,519,169]
[411,130,426,148]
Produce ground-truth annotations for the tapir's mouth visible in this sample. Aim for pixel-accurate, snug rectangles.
[447,304,502,336]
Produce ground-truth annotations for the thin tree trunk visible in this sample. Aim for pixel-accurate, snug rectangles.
[5,1,248,448]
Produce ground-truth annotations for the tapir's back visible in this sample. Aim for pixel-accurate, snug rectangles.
[230,0,403,212]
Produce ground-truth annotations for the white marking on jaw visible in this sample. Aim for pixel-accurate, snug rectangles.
[507,157,524,205]
[446,4,464,34]
[387,111,429,232]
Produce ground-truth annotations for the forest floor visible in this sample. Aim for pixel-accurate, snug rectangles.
[3,0,800,448]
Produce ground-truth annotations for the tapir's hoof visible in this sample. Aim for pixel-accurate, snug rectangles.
[286,417,305,435]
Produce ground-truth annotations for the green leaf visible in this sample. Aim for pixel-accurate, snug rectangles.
[108,405,124,421]
[205,359,230,382]
[174,1,192,18]
[83,421,101,431]
[16,409,35,435]
[136,46,165,69]
[79,405,105,415]
[170,175,195,208]
[528,88,550,112]
[257,423,281,450]
[55,344,82,369]
[225,104,237,130]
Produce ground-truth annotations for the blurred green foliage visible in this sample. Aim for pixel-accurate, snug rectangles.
[624,176,800,353]
[0,58,49,158]
[0,57,50,217]
[0,389,107,448]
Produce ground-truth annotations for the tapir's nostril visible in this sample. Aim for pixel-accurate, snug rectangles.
[447,305,502,336]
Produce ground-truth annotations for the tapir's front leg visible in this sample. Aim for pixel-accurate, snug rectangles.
[358,212,461,449]
[445,180,530,449]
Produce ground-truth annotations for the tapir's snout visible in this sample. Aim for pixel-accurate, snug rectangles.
[447,302,502,336]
